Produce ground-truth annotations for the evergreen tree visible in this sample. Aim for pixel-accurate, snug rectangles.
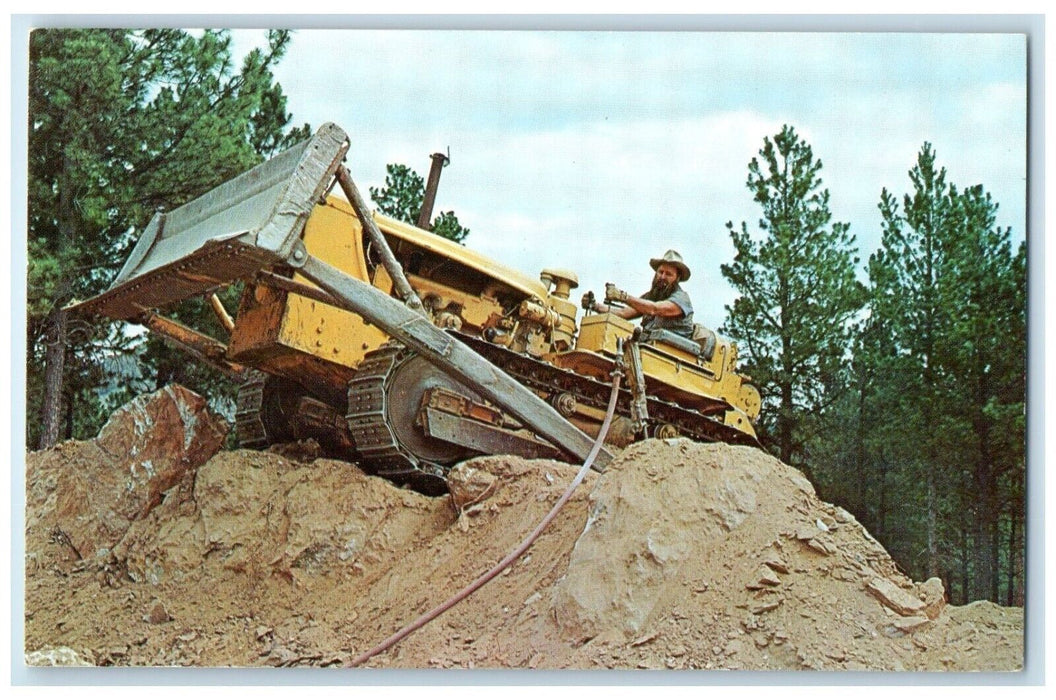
[869,143,954,579]
[370,163,470,243]
[721,125,864,468]
[941,184,1026,601]
[865,143,1025,601]
[28,28,309,449]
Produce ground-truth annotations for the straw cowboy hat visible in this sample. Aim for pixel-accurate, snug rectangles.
[649,250,691,281]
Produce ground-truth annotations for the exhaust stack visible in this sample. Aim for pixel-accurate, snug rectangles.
[416,151,450,230]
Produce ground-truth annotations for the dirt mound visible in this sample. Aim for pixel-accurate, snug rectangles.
[23,388,1023,671]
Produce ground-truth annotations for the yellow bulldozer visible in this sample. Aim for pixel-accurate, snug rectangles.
[70,123,760,494]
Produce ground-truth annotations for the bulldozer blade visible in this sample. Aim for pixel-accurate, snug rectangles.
[68,123,350,320]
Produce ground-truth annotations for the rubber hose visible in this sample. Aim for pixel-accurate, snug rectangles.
[349,367,625,667]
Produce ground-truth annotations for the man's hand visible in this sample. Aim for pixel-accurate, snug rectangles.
[605,283,630,304]
[581,290,597,311]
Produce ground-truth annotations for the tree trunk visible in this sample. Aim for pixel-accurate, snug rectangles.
[40,152,77,450]
[971,355,997,602]
[1012,516,1025,606]
[64,386,75,440]
[780,383,794,465]
[778,276,794,465]
[921,363,940,580]
[854,370,867,512]
[926,467,939,579]
[989,520,1001,602]
[875,454,888,542]
[39,306,67,449]
[1006,514,1015,606]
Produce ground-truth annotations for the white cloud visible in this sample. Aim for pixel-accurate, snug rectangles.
[234,28,1026,331]
[406,111,785,327]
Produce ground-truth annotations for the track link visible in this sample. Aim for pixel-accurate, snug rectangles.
[234,370,269,448]
[237,331,758,493]
[345,345,448,494]
[454,332,759,448]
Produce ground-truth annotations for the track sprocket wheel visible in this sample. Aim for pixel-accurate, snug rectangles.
[347,346,484,495]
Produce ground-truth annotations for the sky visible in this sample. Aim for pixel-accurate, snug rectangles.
[230,26,1028,329]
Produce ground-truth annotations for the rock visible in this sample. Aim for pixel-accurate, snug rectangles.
[804,537,833,556]
[824,648,847,662]
[724,638,746,656]
[866,578,926,616]
[630,631,660,647]
[891,616,931,634]
[264,644,297,667]
[553,441,763,640]
[751,599,783,615]
[266,439,322,462]
[447,462,499,511]
[763,555,790,574]
[750,565,781,588]
[795,526,820,540]
[96,385,229,521]
[25,646,93,666]
[27,385,228,563]
[918,577,947,620]
[832,506,855,524]
[146,601,172,624]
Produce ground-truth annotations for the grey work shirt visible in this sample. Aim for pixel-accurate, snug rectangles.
[640,285,694,338]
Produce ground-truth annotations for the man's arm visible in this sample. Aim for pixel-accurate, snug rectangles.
[592,283,685,320]
[593,296,683,319]
[592,301,640,320]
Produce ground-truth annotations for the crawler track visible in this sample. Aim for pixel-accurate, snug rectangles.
[235,332,758,492]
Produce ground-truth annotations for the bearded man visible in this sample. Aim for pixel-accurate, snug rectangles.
[583,250,695,339]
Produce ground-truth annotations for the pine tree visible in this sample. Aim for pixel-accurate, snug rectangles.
[721,125,864,468]
[869,143,954,580]
[941,184,1026,601]
[28,29,309,449]
[866,143,1026,600]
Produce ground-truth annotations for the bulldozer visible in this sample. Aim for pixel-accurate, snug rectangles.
[69,123,761,495]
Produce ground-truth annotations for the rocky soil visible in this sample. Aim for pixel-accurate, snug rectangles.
[23,386,1024,672]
